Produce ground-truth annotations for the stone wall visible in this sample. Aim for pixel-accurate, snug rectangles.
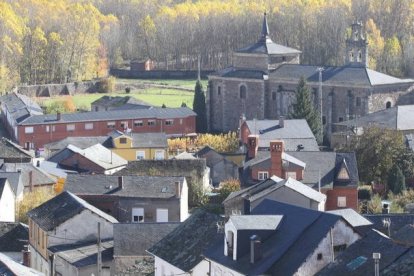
[15,80,103,97]
[110,69,214,79]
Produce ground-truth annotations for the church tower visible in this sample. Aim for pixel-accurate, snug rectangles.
[345,22,368,67]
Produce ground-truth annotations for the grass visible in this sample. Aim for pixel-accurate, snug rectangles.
[116,78,208,90]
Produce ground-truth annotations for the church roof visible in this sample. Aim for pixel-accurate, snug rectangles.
[270,64,414,87]
[235,13,301,56]
[211,67,267,80]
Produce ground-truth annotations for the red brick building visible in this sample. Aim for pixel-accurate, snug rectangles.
[17,107,196,149]
[243,137,359,210]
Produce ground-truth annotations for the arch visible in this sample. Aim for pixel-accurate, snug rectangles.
[386,101,392,109]
[239,85,247,99]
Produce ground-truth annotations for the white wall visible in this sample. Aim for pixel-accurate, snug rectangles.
[154,256,187,276]
[49,210,114,247]
[54,254,113,276]
[180,179,189,221]
[0,181,15,222]
[30,245,49,275]
[210,261,243,276]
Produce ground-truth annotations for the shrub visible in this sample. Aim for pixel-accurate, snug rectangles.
[17,188,56,223]
[125,87,131,93]
[358,186,371,200]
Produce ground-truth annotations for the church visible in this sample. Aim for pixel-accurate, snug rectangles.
[207,14,414,141]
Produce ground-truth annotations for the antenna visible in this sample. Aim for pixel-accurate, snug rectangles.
[216,221,224,233]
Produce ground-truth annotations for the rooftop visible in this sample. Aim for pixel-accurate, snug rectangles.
[0,163,56,188]
[0,137,33,160]
[108,131,168,148]
[44,136,110,152]
[0,222,28,252]
[91,95,152,109]
[229,215,284,230]
[0,253,43,275]
[0,93,43,124]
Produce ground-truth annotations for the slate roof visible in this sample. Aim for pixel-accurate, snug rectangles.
[245,119,319,151]
[205,200,354,275]
[225,176,326,204]
[270,64,414,87]
[327,208,373,235]
[49,144,127,171]
[0,137,33,160]
[393,224,414,245]
[0,222,28,252]
[0,172,22,198]
[364,214,414,238]
[148,209,224,272]
[195,146,238,168]
[0,253,44,275]
[108,131,168,148]
[244,151,306,170]
[337,105,414,131]
[44,136,110,152]
[20,107,196,125]
[64,175,185,199]
[211,67,267,80]
[0,93,43,124]
[27,191,118,231]
[91,96,152,110]
[48,239,113,268]
[0,163,56,188]
[382,247,414,275]
[317,230,409,276]
[230,215,283,230]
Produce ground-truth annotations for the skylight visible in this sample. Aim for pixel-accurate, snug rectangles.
[346,256,367,271]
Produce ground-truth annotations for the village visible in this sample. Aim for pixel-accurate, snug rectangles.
[2,2,414,276]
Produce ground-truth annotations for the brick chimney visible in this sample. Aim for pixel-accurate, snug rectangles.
[279,116,285,128]
[175,181,181,198]
[270,140,284,178]
[118,176,124,189]
[247,135,259,159]
[22,245,31,267]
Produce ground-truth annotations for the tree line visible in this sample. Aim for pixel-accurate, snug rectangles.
[1,0,414,92]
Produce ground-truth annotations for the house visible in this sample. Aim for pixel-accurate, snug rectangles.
[204,200,360,276]
[48,144,127,175]
[113,223,178,275]
[0,172,23,201]
[43,136,109,157]
[106,130,168,161]
[16,105,196,149]
[364,213,414,238]
[0,92,43,143]
[0,253,44,276]
[64,174,189,223]
[91,95,152,111]
[195,146,239,186]
[243,140,359,210]
[0,179,15,222]
[115,159,210,206]
[224,176,326,216]
[240,118,319,152]
[130,59,155,71]
[0,163,57,192]
[207,15,414,144]
[48,239,114,276]
[27,191,117,275]
[317,229,410,276]
[333,105,414,148]
[148,209,224,276]
[327,208,373,236]
[0,222,28,262]
[0,137,33,163]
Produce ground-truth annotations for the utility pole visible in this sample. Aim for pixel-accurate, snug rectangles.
[97,222,102,276]
[317,67,324,141]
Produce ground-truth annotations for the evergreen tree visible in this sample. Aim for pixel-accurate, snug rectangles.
[387,164,406,194]
[290,77,321,142]
[181,102,187,107]
[193,80,207,133]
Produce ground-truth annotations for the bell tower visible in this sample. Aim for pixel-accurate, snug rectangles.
[345,22,368,67]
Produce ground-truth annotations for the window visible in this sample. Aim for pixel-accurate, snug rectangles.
[148,120,156,126]
[155,150,165,160]
[218,86,221,95]
[272,92,277,100]
[85,123,93,130]
[165,119,173,126]
[52,125,56,132]
[358,51,362,62]
[317,253,323,261]
[338,117,344,122]
[240,85,247,99]
[156,208,169,222]
[120,138,127,144]
[356,97,361,107]
[132,208,144,223]
[136,150,145,160]
[334,244,347,258]
[107,122,115,128]
[258,171,269,180]
[66,124,75,131]
[134,120,143,127]
[386,101,392,109]
[25,127,34,134]
[337,166,350,180]
[337,196,347,207]
[45,126,50,133]
[349,51,354,61]
[286,171,297,179]
[180,119,183,125]
[120,121,128,129]
[322,116,327,125]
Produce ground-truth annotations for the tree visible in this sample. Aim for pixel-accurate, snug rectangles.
[217,178,240,202]
[17,188,55,223]
[290,77,321,142]
[192,80,207,133]
[387,164,406,194]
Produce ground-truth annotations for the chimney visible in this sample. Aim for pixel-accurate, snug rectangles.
[118,176,124,189]
[29,170,33,192]
[250,235,262,264]
[57,112,61,121]
[247,135,259,159]
[175,181,181,198]
[279,116,284,128]
[382,203,390,214]
[22,245,31,267]
[270,140,284,178]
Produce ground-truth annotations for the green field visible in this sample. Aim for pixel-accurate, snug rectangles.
[37,78,199,111]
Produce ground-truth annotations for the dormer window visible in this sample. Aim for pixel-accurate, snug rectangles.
[337,159,350,181]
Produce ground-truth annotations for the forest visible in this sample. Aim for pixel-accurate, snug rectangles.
[0,0,413,92]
